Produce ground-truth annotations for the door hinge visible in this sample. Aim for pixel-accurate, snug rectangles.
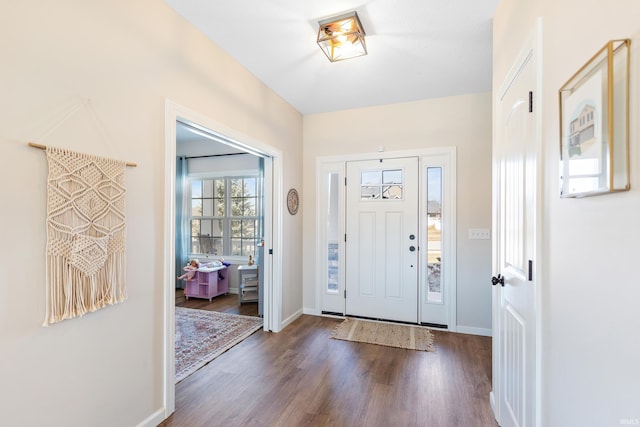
[344,234,347,242]
[528,259,533,281]
[344,290,346,298]
[528,91,533,113]
[269,248,273,255]
[345,177,347,186]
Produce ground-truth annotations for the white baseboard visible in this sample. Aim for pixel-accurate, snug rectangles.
[456,325,492,337]
[136,407,166,427]
[490,391,498,422]
[281,309,302,329]
[302,307,319,315]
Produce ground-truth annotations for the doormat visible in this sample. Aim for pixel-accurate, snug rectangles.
[331,318,435,351]
[175,307,263,383]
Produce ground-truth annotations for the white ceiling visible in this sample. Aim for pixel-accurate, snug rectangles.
[164,0,500,115]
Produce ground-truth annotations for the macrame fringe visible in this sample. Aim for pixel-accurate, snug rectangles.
[43,254,126,326]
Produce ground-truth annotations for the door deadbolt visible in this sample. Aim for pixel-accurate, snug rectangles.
[409,245,416,252]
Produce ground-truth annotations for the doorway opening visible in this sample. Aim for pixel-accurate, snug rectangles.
[175,120,265,319]
[163,100,284,417]
[316,148,456,329]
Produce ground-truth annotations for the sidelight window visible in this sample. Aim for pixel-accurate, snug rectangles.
[426,167,443,303]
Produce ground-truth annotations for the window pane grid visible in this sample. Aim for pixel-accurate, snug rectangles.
[192,179,225,218]
[360,169,404,200]
[189,176,260,257]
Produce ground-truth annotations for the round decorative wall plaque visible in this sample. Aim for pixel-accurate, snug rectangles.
[287,188,299,215]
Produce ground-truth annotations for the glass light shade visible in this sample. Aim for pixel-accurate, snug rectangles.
[317,12,367,62]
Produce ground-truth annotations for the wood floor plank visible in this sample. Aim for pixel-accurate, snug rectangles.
[160,312,497,427]
[175,289,258,317]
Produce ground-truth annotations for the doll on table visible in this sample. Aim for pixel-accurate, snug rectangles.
[177,259,200,281]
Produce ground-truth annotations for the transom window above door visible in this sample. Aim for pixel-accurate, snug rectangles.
[360,168,404,200]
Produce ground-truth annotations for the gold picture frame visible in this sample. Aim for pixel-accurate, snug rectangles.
[559,39,630,198]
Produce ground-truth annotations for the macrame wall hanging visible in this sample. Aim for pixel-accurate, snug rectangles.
[39,145,132,325]
[28,99,137,325]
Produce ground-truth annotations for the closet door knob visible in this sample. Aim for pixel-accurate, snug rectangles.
[491,274,504,287]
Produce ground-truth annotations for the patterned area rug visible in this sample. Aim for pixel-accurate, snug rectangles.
[175,307,263,383]
[331,318,435,351]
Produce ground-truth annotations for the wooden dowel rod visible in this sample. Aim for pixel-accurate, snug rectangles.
[28,142,47,150]
[28,142,137,167]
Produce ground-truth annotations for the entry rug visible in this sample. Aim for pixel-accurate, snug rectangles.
[331,318,435,352]
[175,307,263,383]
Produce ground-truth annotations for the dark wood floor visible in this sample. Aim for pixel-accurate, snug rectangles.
[162,295,497,427]
[175,288,259,317]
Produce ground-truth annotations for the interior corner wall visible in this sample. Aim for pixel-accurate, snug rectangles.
[493,0,640,425]
[302,93,493,332]
[0,1,302,426]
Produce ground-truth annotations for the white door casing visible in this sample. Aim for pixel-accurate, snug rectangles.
[492,26,540,427]
[345,157,419,323]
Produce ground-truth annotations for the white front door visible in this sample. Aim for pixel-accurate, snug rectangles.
[492,34,538,427]
[345,157,419,323]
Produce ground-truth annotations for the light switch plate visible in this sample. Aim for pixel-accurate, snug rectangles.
[469,228,491,240]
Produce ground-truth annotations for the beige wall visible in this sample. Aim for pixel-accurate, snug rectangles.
[494,0,640,425]
[302,93,493,332]
[0,1,302,426]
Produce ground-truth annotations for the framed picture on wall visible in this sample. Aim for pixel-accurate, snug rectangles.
[559,39,630,198]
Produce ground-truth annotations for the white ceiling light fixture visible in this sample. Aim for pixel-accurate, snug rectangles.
[317,11,367,62]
